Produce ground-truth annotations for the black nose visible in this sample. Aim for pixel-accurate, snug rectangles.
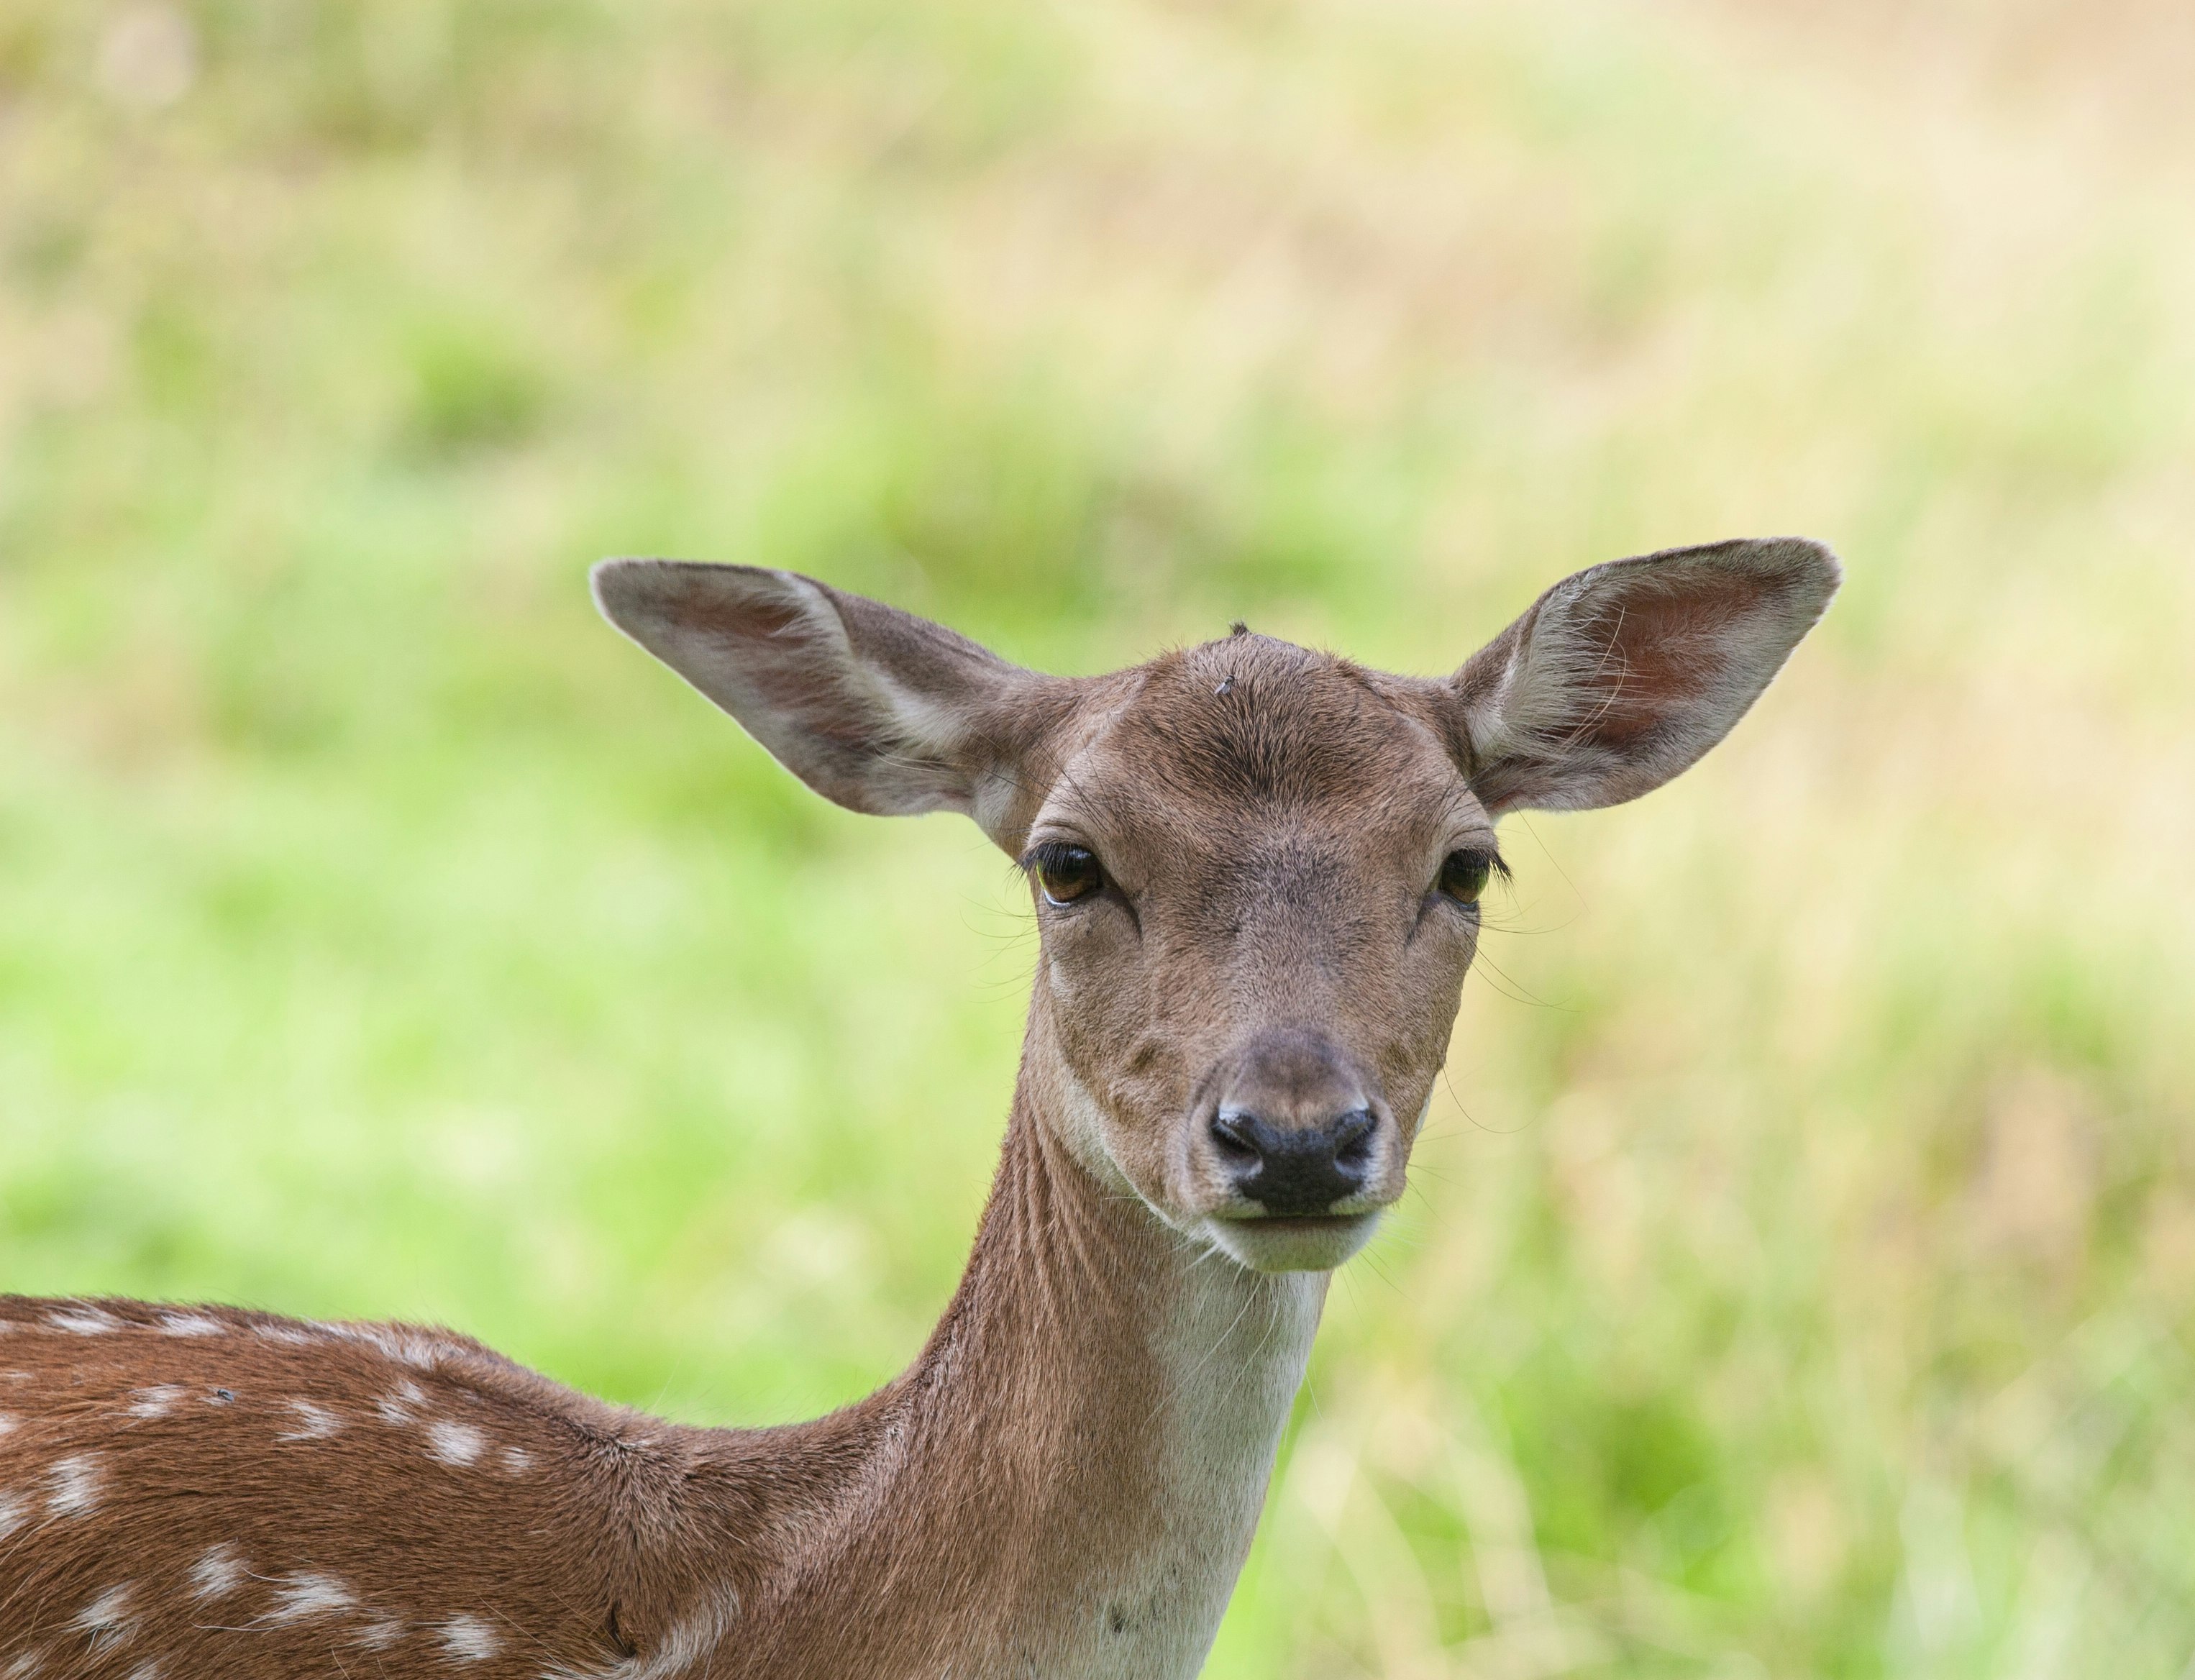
[1210,1108,1378,1216]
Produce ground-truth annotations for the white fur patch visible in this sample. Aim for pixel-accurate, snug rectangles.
[1,1650,44,1679]
[126,1385,186,1420]
[45,1307,121,1336]
[1111,1262,1323,1678]
[426,1420,486,1466]
[498,1445,534,1475]
[188,1543,247,1600]
[46,1454,103,1516]
[276,1399,344,1441]
[437,1614,499,1661]
[267,1571,357,1622]
[0,1412,16,1435]
[156,1313,223,1338]
[324,1323,448,1369]
[370,1328,435,1366]
[70,1581,132,1638]
[254,1321,321,1347]
[0,1492,25,1541]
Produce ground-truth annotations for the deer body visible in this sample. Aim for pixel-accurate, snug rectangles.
[1,539,1838,1677]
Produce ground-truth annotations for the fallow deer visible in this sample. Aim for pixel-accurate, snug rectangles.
[0,538,1838,1678]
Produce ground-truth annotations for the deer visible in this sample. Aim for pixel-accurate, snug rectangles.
[0,537,1838,1679]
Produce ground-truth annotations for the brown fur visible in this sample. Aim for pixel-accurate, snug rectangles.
[0,1121,1291,1678]
[0,538,1838,1678]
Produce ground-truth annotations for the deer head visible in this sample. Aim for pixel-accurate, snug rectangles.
[593,539,1838,1275]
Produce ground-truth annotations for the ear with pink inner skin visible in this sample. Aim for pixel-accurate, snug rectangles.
[591,559,1066,852]
[1448,537,1842,815]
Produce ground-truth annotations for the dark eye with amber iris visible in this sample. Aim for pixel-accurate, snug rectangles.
[1031,844,1104,907]
[1437,848,1499,905]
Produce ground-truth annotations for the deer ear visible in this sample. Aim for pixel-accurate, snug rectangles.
[1449,537,1840,815]
[593,559,1061,850]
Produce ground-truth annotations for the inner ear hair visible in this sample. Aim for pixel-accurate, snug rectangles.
[1451,537,1840,815]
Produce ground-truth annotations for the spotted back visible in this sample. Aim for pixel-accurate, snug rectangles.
[0,1297,763,1680]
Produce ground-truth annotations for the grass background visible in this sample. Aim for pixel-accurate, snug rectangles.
[4,1,2194,1673]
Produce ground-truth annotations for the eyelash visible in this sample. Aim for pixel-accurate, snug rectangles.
[1022,841,1105,906]
[1436,846,1510,907]
[1023,841,1083,875]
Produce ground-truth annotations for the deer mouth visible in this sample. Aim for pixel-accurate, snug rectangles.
[1202,1208,1385,1274]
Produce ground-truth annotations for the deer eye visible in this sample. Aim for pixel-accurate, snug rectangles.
[1030,844,1104,907]
[1436,848,1500,905]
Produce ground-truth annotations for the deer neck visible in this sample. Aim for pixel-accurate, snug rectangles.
[749,1059,1327,1679]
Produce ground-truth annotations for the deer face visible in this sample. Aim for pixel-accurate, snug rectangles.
[594,539,1838,1274]
[1016,638,1494,1272]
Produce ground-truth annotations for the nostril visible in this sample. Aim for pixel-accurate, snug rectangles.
[1210,1106,1379,1214]
[1210,1110,1261,1165]
[1332,1109,1377,1172]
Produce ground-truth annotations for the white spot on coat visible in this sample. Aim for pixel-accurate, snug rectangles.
[380,1330,446,1369]
[188,1543,247,1600]
[253,1320,321,1346]
[0,1412,16,1436]
[426,1420,486,1466]
[126,1665,162,1680]
[498,1445,534,1475]
[266,1571,357,1622]
[2,1649,46,1679]
[70,1581,132,1641]
[126,1385,186,1420]
[375,1391,418,1426]
[330,1322,447,1369]
[276,1399,344,1441]
[0,1492,25,1541]
[156,1313,222,1338]
[47,1455,103,1516]
[438,1614,499,1661]
[45,1307,121,1336]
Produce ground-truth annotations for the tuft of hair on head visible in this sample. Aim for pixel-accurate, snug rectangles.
[1228,621,1249,636]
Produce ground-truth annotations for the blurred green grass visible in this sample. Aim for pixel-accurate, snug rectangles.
[4,1,2195,1674]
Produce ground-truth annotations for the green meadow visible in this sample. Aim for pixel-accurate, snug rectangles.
[4,1,2194,1672]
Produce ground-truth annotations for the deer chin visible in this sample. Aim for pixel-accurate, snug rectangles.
[1200,1210,1384,1274]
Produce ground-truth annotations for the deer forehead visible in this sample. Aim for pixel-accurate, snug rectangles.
[1041,636,1470,857]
